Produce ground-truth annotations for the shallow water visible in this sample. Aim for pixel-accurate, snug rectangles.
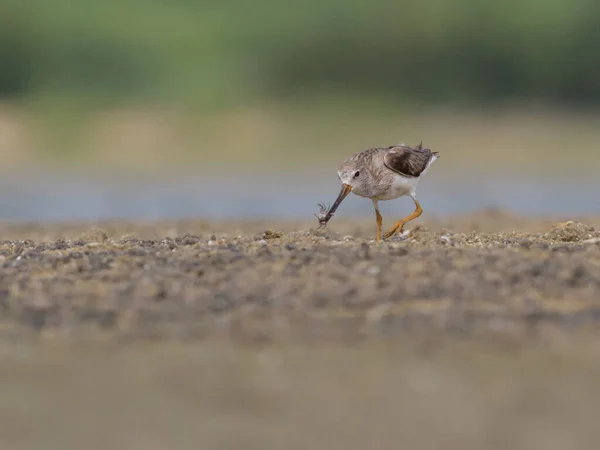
[0,169,598,221]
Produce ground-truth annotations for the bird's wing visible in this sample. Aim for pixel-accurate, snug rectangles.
[383,143,433,178]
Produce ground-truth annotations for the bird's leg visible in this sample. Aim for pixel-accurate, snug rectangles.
[383,196,423,240]
[372,199,382,241]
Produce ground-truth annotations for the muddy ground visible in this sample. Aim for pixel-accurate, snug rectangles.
[2,210,600,450]
[0,209,599,342]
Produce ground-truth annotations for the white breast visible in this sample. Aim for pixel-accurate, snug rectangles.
[375,174,419,200]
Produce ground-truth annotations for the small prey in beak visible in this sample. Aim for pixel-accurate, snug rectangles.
[315,183,352,228]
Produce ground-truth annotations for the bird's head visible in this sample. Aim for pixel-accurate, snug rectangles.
[336,158,371,196]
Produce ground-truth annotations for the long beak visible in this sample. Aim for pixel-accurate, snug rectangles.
[315,183,353,228]
[328,183,352,217]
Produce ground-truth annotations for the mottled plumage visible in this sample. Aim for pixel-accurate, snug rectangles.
[384,142,438,178]
[316,141,440,241]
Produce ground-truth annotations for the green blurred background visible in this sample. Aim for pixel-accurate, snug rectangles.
[0,0,599,220]
[3,0,600,108]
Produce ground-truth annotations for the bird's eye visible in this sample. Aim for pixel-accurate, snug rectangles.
[354,171,360,178]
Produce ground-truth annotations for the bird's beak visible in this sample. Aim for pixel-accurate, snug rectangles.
[329,183,352,216]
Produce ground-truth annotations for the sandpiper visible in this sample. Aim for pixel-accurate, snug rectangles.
[316,142,439,241]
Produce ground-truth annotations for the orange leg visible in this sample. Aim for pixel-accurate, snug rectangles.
[372,200,383,241]
[383,197,423,240]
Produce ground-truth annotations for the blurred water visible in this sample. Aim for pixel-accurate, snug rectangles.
[0,169,598,222]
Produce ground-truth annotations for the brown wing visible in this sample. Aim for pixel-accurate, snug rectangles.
[383,142,435,178]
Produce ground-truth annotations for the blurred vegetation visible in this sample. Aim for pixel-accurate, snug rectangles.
[1,0,600,110]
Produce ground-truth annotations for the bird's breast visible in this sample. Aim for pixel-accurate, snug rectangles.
[373,174,418,200]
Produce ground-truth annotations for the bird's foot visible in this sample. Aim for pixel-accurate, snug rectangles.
[383,225,403,240]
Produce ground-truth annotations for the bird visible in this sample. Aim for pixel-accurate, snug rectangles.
[316,141,439,241]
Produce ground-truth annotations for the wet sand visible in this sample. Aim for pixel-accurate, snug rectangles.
[2,210,600,450]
